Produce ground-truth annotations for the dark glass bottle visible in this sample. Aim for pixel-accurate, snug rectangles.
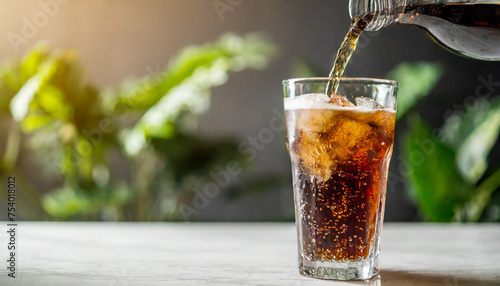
[350,0,500,60]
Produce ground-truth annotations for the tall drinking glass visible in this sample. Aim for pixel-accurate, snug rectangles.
[283,78,398,280]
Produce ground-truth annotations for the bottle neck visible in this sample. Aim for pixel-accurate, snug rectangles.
[349,0,409,31]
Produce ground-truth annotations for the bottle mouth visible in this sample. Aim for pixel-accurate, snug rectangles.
[349,0,380,31]
[349,0,403,31]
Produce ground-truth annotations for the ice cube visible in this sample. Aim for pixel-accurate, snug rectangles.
[287,94,395,183]
[285,93,330,110]
[294,109,373,182]
[355,97,385,110]
[330,94,355,107]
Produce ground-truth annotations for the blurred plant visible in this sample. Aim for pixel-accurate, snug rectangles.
[0,33,276,221]
[388,62,500,222]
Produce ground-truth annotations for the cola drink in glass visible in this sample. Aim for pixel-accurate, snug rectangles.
[283,78,398,280]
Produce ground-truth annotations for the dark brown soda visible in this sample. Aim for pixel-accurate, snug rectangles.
[287,107,396,261]
[403,3,500,29]
[400,3,500,60]
[298,159,386,261]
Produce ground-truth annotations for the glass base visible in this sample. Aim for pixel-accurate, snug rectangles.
[299,257,379,280]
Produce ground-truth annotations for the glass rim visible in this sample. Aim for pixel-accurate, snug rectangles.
[282,77,399,88]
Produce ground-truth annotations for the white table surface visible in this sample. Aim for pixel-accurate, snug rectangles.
[0,223,499,286]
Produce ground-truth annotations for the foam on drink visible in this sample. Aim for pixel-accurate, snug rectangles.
[285,93,395,112]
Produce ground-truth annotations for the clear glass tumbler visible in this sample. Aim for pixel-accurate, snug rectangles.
[283,78,398,280]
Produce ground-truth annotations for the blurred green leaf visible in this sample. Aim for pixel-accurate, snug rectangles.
[42,187,96,218]
[9,57,60,122]
[440,97,500,183]
[124,84,211,156]
[122,33,276,156]
[387,63,499,222]
[116,33,276,111]
[19,44,50,81]
[404,116,472,221]
[1,67,23,97]
[42,185,132,218]
[0,68,22,113]
[386,62,442,121]
[483,189,500,222]
[21,114,54,132]
[36,85,73,121]
[2,34,277,221]
[456,169,500,222]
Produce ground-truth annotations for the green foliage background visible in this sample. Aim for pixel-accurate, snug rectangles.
[388,63,500,222]
[0,34,276,221]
